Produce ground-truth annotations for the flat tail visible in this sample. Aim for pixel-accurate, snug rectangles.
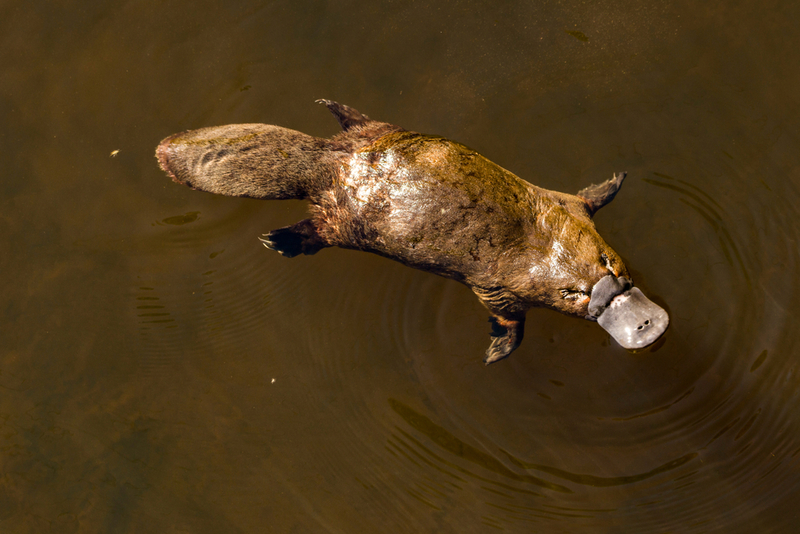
[156,123,330,200]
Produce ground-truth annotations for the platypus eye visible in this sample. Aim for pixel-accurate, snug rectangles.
[559,288,587,300]
[600,252,614,273]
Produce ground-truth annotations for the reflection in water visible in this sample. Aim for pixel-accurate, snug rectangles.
[389,398,572,493]
[646,173,750,284]
[749,349,768,372]
[136,283,181,377]
[390,398,698,489]
[608,387,695,421]
[507,452,698,488]
[565,30,589,43]
[157,211,201,226]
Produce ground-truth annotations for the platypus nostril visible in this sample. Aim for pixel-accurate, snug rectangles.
[596,288,668,349]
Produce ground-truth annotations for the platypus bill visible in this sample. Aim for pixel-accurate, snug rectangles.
[156,100,668,364]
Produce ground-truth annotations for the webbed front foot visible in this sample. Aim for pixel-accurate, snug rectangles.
[484,315,526,365]
[577,172,626,216]
[259,219,328,258]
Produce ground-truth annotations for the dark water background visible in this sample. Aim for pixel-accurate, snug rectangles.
[3,1,800,532]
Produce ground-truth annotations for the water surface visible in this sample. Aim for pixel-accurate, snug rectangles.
[2,1,800,532]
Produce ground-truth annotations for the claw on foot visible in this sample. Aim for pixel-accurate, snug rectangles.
[258,235,277,251]
[258,220,328,258]
[483,315,526,365]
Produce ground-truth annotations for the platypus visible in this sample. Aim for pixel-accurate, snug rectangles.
[156,100,668,364]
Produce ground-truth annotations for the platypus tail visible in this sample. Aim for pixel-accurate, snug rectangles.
[156,123,332,200]
[156,100,402,201]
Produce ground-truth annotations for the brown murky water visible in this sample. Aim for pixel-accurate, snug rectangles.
[3,1,800,532]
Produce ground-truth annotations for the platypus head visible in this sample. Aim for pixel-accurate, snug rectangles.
[521,173,669,350]
[527,226,669,350]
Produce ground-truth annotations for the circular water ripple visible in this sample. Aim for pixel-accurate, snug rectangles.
[376,161,800,531]
[134,201,306,382]
[132,150,800,532]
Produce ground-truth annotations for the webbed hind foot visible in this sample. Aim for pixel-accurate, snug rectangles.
[316,99,373,131]
[484,315,526,365]
[260,219,328,258]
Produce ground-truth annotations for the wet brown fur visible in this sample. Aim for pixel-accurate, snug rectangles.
[156,100,630,364]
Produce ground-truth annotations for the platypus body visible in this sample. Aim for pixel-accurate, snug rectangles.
[156,100,668,363]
